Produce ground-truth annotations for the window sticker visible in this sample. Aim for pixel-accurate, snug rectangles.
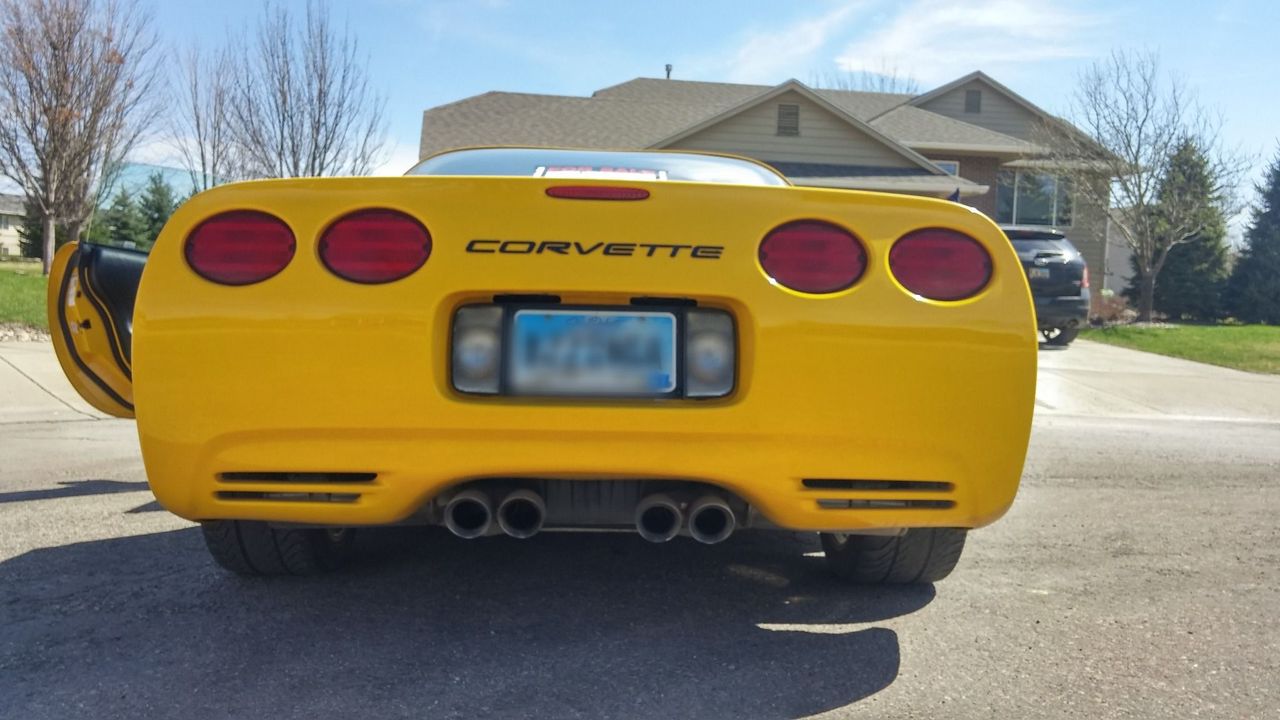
[534,166,668,180]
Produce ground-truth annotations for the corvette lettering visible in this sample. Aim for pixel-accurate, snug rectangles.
[467,239,723,259]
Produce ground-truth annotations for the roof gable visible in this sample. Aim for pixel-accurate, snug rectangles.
[910,71,1059,142]
[649,80,945,175]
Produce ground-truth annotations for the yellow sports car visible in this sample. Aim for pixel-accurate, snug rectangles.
[48,147,1037,581]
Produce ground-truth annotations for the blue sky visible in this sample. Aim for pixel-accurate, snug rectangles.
[143,0,1277,184]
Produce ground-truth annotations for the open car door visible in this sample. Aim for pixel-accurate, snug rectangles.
[47,242,145,418]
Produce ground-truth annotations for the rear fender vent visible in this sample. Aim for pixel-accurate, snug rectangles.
[817,499,954,510]
[803,479,952,492]
[218,472,377,484]
[216,491,360,504]
[804,478,954,511]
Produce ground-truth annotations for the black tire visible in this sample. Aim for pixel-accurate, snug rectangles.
[200,520,355,576]
[820,528,967,584]
[1042,327,1079,346]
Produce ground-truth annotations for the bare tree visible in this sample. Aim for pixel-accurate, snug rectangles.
[1040,50,1245,321]
[812,62,920,94]
[0,0,160,273]
[172,45,238,193]
[224,1,386,178]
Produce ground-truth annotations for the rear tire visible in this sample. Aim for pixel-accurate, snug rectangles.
[820,528,967,584]
[201,520,354,576]
[1042,327,1079,346]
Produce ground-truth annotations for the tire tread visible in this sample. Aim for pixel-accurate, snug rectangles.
[822,528,967,585]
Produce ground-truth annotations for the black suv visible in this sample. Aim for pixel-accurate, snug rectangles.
[1002,227,1090,346]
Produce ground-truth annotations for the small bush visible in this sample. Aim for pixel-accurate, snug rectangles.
[1092,289,1137,325]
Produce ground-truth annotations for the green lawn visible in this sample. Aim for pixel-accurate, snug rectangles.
[0,262,48,330]
[1081,324,1280,374]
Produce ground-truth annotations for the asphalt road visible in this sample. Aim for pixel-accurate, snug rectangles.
[1,340,1278,718]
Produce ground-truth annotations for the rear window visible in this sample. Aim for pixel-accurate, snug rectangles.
[1009,239,1072,254]
[408,148,789,187]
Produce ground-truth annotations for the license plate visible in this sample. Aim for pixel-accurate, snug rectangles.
[509,310,677,396]
[1028,267,1051,280]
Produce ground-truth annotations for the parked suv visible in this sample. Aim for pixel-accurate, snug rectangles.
[1002,227,1090,346]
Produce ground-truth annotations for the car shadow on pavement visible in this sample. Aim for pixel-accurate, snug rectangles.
[0,526,936,719]
[0,479,150,504]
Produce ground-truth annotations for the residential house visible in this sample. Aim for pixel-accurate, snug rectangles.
[0,193,25,257]
[419,71,1109,300]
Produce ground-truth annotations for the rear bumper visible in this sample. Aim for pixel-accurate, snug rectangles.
[135,296,1035,534]
[143,418,1023,533]
[1033,293,1090,330]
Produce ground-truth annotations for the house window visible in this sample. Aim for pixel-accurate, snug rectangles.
[777,104,800,136]
[996,170,1073,226]
[964,90,982,114]
[933,160,960,176]
[0,215,9,230]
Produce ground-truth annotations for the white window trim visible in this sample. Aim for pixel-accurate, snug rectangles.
[1000,170,1073,227]
[933,160,960,176]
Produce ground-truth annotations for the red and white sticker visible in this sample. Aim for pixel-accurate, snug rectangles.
[534,166,669,180]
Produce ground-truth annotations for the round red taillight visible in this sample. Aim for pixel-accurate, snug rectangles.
[319,209,432,284]
[184,210,296,285]
[758,220,866,294]
[889,228,992,301]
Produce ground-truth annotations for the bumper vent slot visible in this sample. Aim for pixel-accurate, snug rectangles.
[806,478,954,511]
[803,478,952,492]
[216,491,360,504]
[817,498,954,510]
[218,472,376,484]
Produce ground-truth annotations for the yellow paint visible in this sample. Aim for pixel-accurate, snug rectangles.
[47,243,135,418]
[55,175,1038,532]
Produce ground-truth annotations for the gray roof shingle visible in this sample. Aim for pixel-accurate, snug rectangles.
[869,106,1037,153]
[419,78,1033,161]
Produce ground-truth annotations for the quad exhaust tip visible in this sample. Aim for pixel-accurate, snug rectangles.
[687,495,736,544]
[444,489,493,539]
[497,489,546,539]
[635,493,683,543]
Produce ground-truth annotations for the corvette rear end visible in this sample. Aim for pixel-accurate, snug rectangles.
[49,148,1037,582]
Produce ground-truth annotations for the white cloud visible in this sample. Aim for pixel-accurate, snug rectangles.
[721,3,866,84]
[675,2,867,85]
[834,0,1103,85]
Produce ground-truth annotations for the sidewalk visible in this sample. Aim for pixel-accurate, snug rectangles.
[0,342,109,424]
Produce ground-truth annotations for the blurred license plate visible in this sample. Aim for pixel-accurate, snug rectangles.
[1028,267,1051,279]
[510,310,677,396]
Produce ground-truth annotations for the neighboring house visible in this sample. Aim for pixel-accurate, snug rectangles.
[0,193,25,257]
[419,71,1111,304]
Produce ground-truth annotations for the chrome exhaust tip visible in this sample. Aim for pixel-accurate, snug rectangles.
[497,489,546,539]
[444,489,493,539]
[687,495,736,544]
[635,493,683,543]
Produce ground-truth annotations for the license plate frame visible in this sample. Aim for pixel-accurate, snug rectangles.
[506,307,681,398]
[1028,267,1051,280]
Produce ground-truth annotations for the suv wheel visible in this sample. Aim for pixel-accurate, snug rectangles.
[820,528,966,584]
[201,520,355,576]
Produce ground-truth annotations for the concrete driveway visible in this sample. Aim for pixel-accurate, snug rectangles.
[2,340,1278,718]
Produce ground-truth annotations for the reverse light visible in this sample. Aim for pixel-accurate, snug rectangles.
[684,309,735,398]
[184,210,296,285]
[889,228,992,301]
[759,220,866,294]
[319,209,431,284]
[1082,265,1090,289]
[452,305,504,394]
